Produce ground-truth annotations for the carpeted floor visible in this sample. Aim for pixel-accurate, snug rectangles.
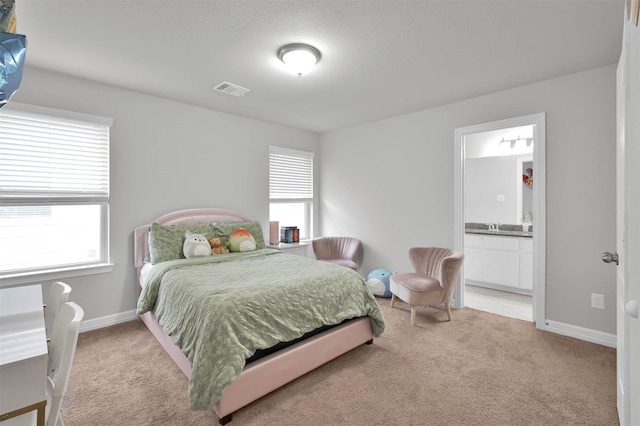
[61,299,618,425]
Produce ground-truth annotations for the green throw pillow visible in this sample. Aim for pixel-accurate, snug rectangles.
[149,222,215,263]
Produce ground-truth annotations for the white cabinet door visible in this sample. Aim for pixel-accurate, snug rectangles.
[519,239,533,290]
[465,234,525,289]
[464,247,485,281]
[485,250,520,286]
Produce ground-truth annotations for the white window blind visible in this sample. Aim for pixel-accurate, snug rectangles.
[269,146,314,241]
[269,146,313,200]
[0,103,112,281]
[0,104,110,204]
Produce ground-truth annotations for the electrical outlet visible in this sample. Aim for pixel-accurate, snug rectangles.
[591,293,604,309]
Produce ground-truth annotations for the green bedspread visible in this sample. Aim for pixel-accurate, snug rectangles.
[136,249,385,411]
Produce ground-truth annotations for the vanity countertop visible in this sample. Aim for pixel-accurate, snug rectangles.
[465,228,532,238]
[465,222,533,238]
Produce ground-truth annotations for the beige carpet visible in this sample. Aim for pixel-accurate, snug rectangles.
[61,300,618,425]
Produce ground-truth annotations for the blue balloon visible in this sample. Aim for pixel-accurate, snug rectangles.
[366,268,394,298]
[0,32,27,108]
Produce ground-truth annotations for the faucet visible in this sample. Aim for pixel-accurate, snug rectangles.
[488,222,501,231]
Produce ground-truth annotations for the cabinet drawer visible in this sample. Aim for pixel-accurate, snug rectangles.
[465,234,519,251]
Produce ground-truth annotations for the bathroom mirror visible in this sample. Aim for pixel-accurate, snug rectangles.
[465,125,533,225]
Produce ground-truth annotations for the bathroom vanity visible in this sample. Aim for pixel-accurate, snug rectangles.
[464,226,532,294]
[463,146,535,295]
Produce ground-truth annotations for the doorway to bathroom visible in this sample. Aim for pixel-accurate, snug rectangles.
[453,113,546,327]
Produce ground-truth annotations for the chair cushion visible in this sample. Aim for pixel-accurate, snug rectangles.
[391,273,440,292]
[321,259,358,270]
[390,273,444,306]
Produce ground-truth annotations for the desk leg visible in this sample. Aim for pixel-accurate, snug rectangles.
[0,400,46,425]
[36,402,46,426]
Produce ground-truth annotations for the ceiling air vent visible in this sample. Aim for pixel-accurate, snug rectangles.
[213,81,250,97]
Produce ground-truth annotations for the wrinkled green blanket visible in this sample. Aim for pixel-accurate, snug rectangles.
[136,249,385,411]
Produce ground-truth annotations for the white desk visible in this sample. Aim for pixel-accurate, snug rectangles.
[0,285,47,426]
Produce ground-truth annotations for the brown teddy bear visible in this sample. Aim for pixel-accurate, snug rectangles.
[208,237,229,255]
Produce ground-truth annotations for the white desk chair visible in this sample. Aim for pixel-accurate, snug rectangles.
[4,302,84,426]
[44,282,72,339]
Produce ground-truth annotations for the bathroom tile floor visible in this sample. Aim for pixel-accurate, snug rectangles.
[465,284,533,322]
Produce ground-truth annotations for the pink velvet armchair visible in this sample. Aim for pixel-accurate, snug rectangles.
[312,237,362,271]
[390,247,464,326]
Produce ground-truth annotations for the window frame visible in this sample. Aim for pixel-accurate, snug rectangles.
[0,103,113,286]
[269,145,314,241]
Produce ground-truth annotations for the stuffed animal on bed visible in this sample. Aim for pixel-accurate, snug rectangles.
[227,228,256,252]
[183,231,211,258]
[208,237,229,255]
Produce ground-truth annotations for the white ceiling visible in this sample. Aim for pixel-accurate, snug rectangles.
[15,1,624,133]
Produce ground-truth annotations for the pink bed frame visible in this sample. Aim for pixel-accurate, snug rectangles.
[134,208,375,424]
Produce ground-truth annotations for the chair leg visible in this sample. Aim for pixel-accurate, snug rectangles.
[390,293,396,308]
[445,302,452,321]
[410,305,416,326]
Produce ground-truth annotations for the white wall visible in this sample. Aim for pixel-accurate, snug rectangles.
[320,65,617,335]
[10,66,320,323]
[8,64,617,337]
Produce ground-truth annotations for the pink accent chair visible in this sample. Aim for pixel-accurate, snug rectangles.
[390,247,464,326]
[312,237,362,271]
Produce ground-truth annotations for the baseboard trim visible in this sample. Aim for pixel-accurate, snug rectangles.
[542,319,616,348]
[79,310,617,349]
[80,309,137,333]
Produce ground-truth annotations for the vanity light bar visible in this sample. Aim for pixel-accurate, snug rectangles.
[499,137,533,147]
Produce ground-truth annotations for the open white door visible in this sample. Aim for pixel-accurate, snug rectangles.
[615,12,639,426]
[625,12,640,425]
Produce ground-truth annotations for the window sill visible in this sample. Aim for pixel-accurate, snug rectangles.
[0,263,114,287]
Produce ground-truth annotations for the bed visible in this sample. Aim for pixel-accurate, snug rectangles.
[134,208,385,424]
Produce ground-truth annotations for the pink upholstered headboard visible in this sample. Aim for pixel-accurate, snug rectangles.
[133,208,250,269]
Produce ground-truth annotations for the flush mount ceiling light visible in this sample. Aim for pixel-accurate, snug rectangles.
[278,43,321,77]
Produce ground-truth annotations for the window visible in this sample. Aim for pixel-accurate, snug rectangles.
[269,146,314,241]
[0,103,112,284]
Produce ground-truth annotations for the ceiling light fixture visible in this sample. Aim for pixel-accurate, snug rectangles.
[278,43,321,78]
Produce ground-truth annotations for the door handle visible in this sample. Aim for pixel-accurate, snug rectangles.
[601,251,619,265]
[626,300,638,319]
